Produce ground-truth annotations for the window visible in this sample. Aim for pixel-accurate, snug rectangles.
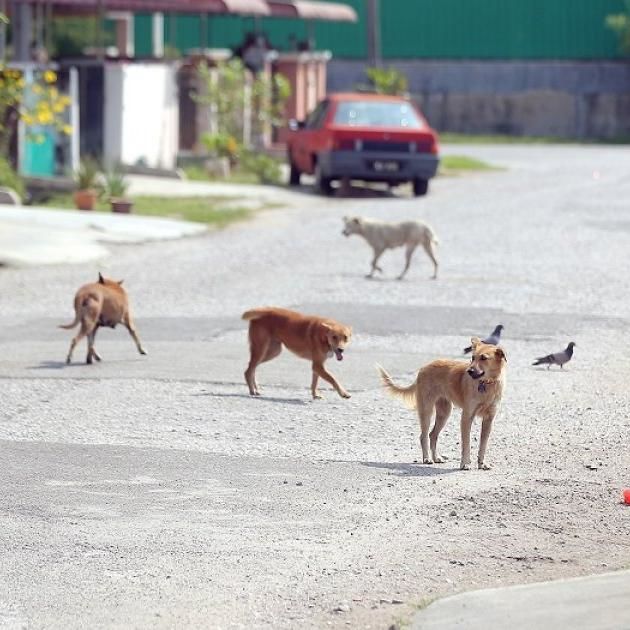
[305,100,329,129]
[333,101,423,129]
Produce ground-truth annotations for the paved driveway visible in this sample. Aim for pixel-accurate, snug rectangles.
[1,145,629,629]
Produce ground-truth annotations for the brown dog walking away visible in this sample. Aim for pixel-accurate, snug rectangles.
[243,307,352,400]
[60,273,147,365]
[377,337,507,470]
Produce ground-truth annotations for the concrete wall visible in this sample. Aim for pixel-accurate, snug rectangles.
[327,60,630,139]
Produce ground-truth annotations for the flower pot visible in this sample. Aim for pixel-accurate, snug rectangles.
[73,189,97,211]
[110,198,133,214]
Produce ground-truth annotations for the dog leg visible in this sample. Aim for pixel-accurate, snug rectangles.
[312,362,350,399]
[397,244,417,280]
[417,400,434,463]
[311,372,323,399]
[124,318,147,356]
[459,411,475,470]
[367,248,385,278]
[430,398,452,463]
[244,324,271,396]
[66,325,88,365]
[423,240,439,279]
[86,327,98,365]
[477,413,495,470]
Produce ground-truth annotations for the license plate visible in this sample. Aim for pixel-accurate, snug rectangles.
[371,160,400,172]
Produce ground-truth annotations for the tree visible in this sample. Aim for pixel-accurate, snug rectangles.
[605,0,630,55]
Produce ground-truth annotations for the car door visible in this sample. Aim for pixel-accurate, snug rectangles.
[292,100,330,174]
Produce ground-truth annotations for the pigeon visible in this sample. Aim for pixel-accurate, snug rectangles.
[463,324,504,354]
[532,342,576,369]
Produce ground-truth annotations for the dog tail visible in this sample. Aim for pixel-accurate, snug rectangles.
[58,314,80,330]
[242,308,270,322]
[376,363,417,410]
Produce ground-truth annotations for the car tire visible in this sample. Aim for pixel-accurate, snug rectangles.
[413,178,429,197]
[314,162,334,196]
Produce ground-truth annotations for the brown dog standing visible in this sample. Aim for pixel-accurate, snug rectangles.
[377,337,507,470]
[242,307,352,400]
[60,273,146,365]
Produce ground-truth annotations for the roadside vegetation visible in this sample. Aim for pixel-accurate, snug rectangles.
[37,193,253,227]
[439,154,500,176]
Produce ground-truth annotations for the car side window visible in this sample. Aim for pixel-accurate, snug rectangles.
[305,100,329,130]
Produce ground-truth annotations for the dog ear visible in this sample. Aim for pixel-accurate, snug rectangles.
[495,347,507,362]
[470,336,481,348]
[117,279,124,285]
[319,322,332,344]
[98,272,105,284]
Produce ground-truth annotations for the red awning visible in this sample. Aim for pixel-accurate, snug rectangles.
[15,0,270,15]
[266,0,357,22]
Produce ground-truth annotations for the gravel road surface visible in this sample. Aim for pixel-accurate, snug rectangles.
[1,144,629,629]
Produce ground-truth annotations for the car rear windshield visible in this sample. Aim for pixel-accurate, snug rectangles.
[333,101,423,128]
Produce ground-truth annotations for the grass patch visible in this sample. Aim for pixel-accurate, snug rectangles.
[36,193,252,227]
[439,154,500,176]
[182,164,260,185]
[440,132,630,145]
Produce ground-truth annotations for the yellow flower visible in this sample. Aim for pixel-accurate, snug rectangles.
[43,70,57,84]
[37,110,53,125]
[59,95,71,107]
[21,113,34,125]
[17,78,26,88]
[53,102,66,113]
[62,124,72,135]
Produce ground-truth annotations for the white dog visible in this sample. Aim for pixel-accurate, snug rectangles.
[342,216,439,280]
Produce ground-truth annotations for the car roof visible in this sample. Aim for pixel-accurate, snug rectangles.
[327,92,413,103]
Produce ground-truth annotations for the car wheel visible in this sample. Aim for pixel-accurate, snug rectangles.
[413,178,429,197]
[314,162,334,196]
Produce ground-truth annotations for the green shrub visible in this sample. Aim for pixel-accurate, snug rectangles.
[365,66,409,96]
[240,151,282,185]
[0,157,25,198]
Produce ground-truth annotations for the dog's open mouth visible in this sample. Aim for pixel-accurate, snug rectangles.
[335,348,344,361]
[467,369,484,380]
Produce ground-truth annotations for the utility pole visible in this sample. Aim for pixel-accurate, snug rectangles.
[366,0,381,67]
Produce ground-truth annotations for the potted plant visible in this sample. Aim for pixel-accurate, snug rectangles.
[103,168,133,214]
[73,158,100,211]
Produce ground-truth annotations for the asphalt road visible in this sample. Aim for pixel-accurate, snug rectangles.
[1,144,630,630]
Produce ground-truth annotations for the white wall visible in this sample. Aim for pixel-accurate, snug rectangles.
[104,63,179,169]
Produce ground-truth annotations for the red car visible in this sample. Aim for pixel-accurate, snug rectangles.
[287,92,440,196]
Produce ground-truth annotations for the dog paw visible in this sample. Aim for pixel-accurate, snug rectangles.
[433,455,447,463]
[313,393,323,400]
[423,458,434,465]
[460,462,471,470]
[478,462,492,471]
[339,391,351,399]
[139,349,147,355]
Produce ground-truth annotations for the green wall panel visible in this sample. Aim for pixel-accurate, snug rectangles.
[132,0,628,61]
[380,0,626,59]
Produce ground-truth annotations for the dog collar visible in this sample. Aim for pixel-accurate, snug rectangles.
[477,378,497,393]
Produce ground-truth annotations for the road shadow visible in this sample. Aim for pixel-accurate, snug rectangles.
[30,360,79,370]
[192,391,308,406]
[29,359,143,370]
[360,461,460,477]
[287,182,405,200]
